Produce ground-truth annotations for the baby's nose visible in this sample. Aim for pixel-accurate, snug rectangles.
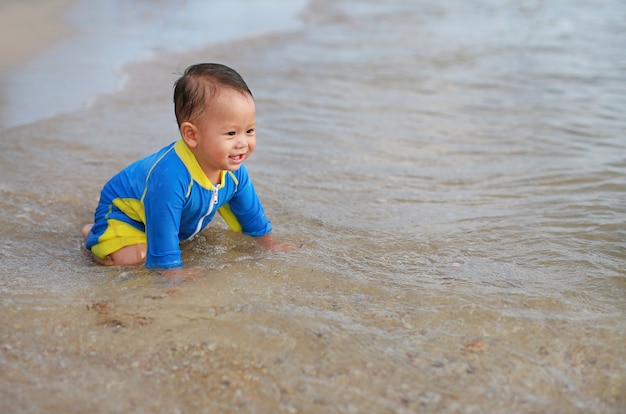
[235,135,248,148]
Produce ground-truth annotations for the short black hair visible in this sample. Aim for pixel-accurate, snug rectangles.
[173,63,253,127]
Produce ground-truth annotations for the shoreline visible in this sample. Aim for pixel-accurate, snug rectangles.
[0,0,309,131]
[0,0,624,412]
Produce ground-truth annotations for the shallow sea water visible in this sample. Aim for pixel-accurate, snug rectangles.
[1,0,625,412]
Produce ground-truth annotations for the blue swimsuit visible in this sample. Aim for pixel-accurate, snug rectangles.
[85,140,271,268]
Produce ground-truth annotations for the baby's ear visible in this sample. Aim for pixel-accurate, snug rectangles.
[180,122,198,148]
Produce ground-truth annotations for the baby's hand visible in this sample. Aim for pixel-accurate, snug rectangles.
[160,266,201,283]
[255,233,297,253]
[268,241,297,253]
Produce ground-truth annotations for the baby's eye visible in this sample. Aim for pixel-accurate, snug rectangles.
[246,128,255,134]
[226,131,236,136]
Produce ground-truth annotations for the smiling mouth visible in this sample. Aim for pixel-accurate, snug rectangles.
[229,153,246,162]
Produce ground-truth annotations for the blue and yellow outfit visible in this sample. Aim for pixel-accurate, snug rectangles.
[85,140,271,269]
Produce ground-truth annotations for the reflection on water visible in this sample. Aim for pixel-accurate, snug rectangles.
[1,0,625,412]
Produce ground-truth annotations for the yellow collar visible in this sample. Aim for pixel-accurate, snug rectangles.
[173,140,225,189]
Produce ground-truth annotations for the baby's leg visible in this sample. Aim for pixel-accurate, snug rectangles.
[101,244,147,266]
[82,224,94,239]
[82,224,147,266]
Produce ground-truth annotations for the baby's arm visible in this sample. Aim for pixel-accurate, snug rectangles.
[221,166,295,253]
[143,167,187,269]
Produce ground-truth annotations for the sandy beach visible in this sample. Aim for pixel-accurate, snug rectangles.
[0,0,74,130]
[0,0,74,70]
[0,0,307,129]
[1,0,624,412]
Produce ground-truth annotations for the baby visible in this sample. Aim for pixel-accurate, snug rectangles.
[83,63,291,270]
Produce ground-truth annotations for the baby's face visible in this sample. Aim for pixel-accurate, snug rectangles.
[191,88,256,181]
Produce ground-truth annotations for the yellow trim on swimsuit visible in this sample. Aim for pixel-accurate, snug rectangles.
[91,218,146,260]
[174,139,226,189]
[218,204,243,233]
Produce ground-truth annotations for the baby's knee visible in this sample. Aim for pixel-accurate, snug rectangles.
[107,244,147,266]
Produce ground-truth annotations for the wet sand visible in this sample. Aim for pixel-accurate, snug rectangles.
[3,256,624,413]
[1,0,624,412]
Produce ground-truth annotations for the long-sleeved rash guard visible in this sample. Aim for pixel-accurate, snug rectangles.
[85,140,272,268]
